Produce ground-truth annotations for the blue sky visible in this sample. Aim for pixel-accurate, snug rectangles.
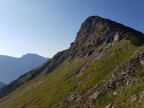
[0,0,144,58]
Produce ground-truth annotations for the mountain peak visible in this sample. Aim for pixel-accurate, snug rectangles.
[22,53,43,57]
[67,16,144,59]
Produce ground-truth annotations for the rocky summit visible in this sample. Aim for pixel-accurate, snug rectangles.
[0,16,144,108]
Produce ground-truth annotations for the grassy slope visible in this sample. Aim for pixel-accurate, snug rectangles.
[0,40,144,108]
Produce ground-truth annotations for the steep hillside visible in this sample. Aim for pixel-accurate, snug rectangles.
[0,16,144,108]
[0,53,48,83]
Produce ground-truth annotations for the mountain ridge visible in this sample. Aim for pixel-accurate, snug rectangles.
[0,53,48,83]
[0,16,144,108]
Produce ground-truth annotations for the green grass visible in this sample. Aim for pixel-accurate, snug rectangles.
[0,59,86,108]
[93,85,144,108]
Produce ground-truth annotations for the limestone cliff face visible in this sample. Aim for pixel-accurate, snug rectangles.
[44,16,127,73]
[66,16,143,60]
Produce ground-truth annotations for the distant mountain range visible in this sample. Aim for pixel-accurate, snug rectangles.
[0,82,6,88]
[0,53,48,83]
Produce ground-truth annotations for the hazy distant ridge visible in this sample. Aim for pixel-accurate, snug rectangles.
[0,53,48,83]
[0,82,6,88]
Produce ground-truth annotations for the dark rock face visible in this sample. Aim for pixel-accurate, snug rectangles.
[114,34,122,42]
[65,16,143,60]
[44,50,68,75]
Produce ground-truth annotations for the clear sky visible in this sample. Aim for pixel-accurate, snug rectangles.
[0,0,144,58]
